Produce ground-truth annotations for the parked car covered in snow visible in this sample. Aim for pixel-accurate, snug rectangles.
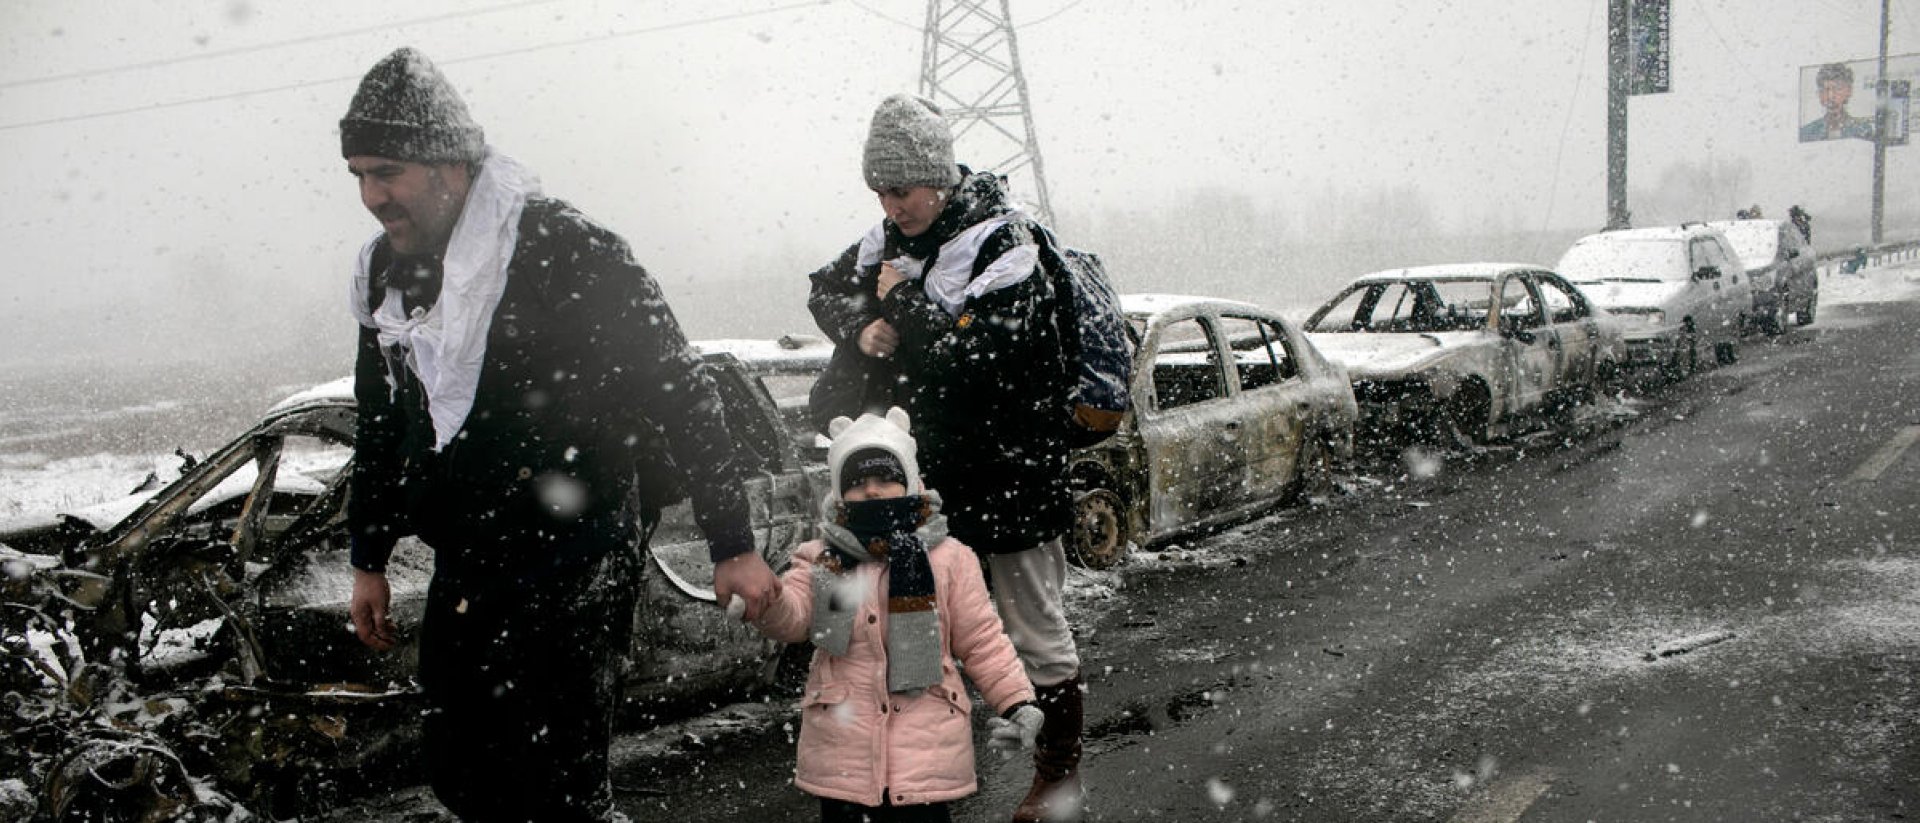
[1064,295,1358,569]
[1706,218,1819,334]
[0,347,822,814]
[1304,264,1622,447]
[1555,224,1752,377]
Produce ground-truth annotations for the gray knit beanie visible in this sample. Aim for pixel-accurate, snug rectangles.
[862,94,961,191]
[340,48,486,164]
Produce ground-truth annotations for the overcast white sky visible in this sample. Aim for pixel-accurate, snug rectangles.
[1,0,1914,372]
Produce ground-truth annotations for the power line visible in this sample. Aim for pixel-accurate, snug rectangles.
[1020,0,1088,28]
[845,0,918,32]
[0,0,570,91]
[843,0,1085,34]
[1535,0,1600,252]
[1693,2,1766,89]
[0,1,827,133]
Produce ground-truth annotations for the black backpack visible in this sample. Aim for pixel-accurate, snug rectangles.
[1031,225,1133,448]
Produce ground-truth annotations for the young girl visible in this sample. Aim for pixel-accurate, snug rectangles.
[748,407,1044,823]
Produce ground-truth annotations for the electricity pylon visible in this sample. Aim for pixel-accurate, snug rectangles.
[918,0,1055,225]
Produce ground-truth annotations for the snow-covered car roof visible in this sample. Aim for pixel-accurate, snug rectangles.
[1121,293,1268,318]
[1704,219,1785,269]
[1341,263,1542,285]
[1567,224,1725,245]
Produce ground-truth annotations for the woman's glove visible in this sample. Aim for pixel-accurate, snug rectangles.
[987,703,1045,752]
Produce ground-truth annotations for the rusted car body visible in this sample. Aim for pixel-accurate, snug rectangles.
[1064,295,1358,568]
[1304,264,1623,447]
[0,347,823,816]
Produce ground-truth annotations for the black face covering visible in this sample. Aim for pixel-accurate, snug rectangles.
[842,496,925,548]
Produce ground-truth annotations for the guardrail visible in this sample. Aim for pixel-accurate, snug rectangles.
[1814,237,1920,279]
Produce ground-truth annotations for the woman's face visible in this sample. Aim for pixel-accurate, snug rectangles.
[874,185,948,237]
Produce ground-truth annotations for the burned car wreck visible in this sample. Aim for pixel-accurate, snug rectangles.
[1304,264,1623,447]
[0,348,820,820]
[688,317,1358,572]
[1063,295,1359,569]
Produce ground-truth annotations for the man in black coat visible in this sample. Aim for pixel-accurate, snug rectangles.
[339,48,776,822]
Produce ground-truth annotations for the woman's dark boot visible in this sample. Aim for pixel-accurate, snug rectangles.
[1012,677,1084,822]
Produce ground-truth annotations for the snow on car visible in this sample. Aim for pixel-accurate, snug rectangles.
[1063,294,1359,569]
[1556,224,1753,378]
[1304,264,1623,447]
[1706,218,1820,334]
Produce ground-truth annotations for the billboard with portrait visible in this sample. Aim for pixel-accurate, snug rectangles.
[1799,53,1917,144]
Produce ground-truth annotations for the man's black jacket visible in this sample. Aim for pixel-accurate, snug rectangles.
[349,197,753,587]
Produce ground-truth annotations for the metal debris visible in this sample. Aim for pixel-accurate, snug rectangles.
[1643,629,1737,661]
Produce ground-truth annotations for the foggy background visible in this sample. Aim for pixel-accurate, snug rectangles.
[1,0,1915,391]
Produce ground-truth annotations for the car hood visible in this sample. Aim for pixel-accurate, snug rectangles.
[0,465,331,550]
[1572,279,1686,311]
[0,490,160,548]
[1306,332,1482,378]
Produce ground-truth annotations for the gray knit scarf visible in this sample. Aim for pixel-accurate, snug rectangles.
[812,491,948,694]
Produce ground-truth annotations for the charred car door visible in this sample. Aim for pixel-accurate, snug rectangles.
[1135,313,1248,538]
[1533,272,1600,387]
[1214,313,1308,507]
[1495,273,1557,415]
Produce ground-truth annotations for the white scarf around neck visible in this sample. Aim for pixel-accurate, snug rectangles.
[348,148,543,450]
[855,212,1040,318]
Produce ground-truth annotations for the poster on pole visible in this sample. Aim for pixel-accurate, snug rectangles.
[1799,53,1918,144]
[1629,0,1671,95]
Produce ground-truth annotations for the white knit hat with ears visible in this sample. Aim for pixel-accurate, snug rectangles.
[825,407,924,498]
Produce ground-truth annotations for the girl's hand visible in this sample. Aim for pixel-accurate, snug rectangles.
[876,262,906,300]
[987,704,1045,752]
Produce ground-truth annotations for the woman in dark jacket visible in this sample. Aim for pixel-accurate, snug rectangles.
[806,94,1086,823]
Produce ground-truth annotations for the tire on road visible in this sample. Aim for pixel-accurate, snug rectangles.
[1285,431,1335,506]
[1068,488,1130,570]
[1438,381,1490,448]
[1795,292,1818,326]
[1661,325,1699,383]
[1714,337,1738,366]
[1761,295,1789,336]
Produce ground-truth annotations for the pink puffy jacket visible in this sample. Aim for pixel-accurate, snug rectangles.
[752,537,1035,808]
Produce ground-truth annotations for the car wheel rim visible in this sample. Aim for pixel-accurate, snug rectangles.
[1071,490,1126,570]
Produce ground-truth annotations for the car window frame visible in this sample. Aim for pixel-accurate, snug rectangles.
[1495,273,1548,332]
[1216,313,1300,392]
[1532,272,1591,324]
[1690,236,1729,279]
[1145,313,1230,413]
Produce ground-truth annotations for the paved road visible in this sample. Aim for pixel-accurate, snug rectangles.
[1052,294,1920,821]
[325,276,1920,822]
